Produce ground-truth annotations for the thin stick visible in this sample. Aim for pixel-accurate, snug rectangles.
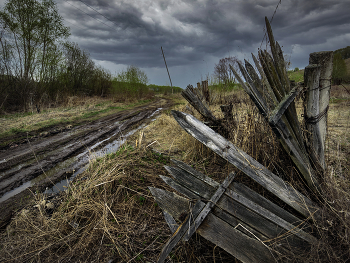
[105,203,120,226]
[126,235,159,263]
[161,46,173,94]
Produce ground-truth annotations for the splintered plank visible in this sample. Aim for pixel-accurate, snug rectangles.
[170,159,315,234]
[182,172,235,241]
[269,85,303,126]
[171,159,311,230]
[197,213,275,263]
[157,200,205,263]
[149,187,274,263]
[161,167,316,248]
[171,110,320,219]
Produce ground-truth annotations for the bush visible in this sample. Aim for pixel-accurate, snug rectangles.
[112,66,153,101]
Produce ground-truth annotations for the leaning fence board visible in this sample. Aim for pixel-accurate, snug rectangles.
[171,110,320,219]
[159,175,270,242]
[197,212,275,263]
[163,165,316,248]
[181,87,216,122]
[150,187,275,263]
[269,85,303,125]
[157,199,205,263]
[183,172,235,241]
[171,159,312,231]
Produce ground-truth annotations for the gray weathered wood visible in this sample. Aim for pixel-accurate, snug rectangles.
[156,200,205,263]
[181,87,216,122]
[224,188,317,244]
[163,211,178,234]
[269,85,303,125]
[171,110,320,219]
[197,213,275,263]
[183,172,235,241]
[170,159,313,232]
[305,51,333,170]
[162,166,317,247]
[233,47,320,192]
[150,187,275,263]
[148,187,189,220]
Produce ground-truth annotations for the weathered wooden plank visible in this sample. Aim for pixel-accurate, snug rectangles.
[148,187,189,220]
[170,159,315,234]
[161,167,315,248]
[164,165,215,199]
[251,53,278,105]
[171,159,219,187]
[230,182,314,234]
[150,187,275,263]
[269,85,303,125]
[160,175,270,242]
[181,87,217,122]
[163,211,178,234]
[225,188,317,244]
[197,213,275,263]
[157,200,206,263]
[265,16,288,96]
[258,50,283,102]
[237,61,268,115]
[171,110,320,219]
[159,175,201,200]
[183,172,235,241]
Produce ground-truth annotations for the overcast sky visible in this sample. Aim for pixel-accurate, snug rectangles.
[3,0,350,88]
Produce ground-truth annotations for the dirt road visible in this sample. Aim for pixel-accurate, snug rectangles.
[0,98,172,224]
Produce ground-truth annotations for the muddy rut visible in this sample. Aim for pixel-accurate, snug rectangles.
[0,98,172,216]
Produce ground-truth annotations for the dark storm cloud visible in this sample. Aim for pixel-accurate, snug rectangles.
[51,0,350,86]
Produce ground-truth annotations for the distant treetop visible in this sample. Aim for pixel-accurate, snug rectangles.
[334,46,350,60]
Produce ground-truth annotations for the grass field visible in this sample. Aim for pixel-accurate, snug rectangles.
[0,86,349,262]
[0,96,153,140]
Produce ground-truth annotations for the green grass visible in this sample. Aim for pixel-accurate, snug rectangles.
[330,97,350,104]
[288,69,305,83]
[0,98,154,141]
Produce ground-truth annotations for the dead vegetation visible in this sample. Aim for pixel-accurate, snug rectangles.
[0,84,349,262]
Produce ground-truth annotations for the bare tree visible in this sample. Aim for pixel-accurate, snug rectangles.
[214,56,239,85]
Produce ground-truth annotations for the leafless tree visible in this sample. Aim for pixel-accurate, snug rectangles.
[214,56,239,85]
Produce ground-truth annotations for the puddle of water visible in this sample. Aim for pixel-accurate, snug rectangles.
[43,124,145,194]
[44,165,87,194]
[0,108,163,202]
[0,181,31,203]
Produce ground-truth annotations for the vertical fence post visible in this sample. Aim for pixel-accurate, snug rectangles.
[304,51,333,171]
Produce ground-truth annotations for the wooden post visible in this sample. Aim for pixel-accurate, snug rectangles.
[161,46,173,94]
[202,80,210,103]
[304,51,333,170]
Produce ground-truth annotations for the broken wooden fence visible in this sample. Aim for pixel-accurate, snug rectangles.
[149,110,320,262]
[150,154,319,262]
[149,16,332,262]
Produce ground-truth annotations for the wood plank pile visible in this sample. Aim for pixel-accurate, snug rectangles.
[149,16,332,263]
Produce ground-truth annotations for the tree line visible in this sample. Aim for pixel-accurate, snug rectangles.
[0,0,111,112]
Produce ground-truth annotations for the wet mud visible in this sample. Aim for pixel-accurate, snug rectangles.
[0,98,172,224]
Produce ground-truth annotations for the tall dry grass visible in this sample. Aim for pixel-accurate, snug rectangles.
[0,88,349,262]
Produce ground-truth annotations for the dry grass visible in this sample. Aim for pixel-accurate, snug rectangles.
[0,87,349,262]
[0,96,152,137]
[0,144,236,262]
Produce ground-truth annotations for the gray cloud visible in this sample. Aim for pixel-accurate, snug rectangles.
[2,0,348,87]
